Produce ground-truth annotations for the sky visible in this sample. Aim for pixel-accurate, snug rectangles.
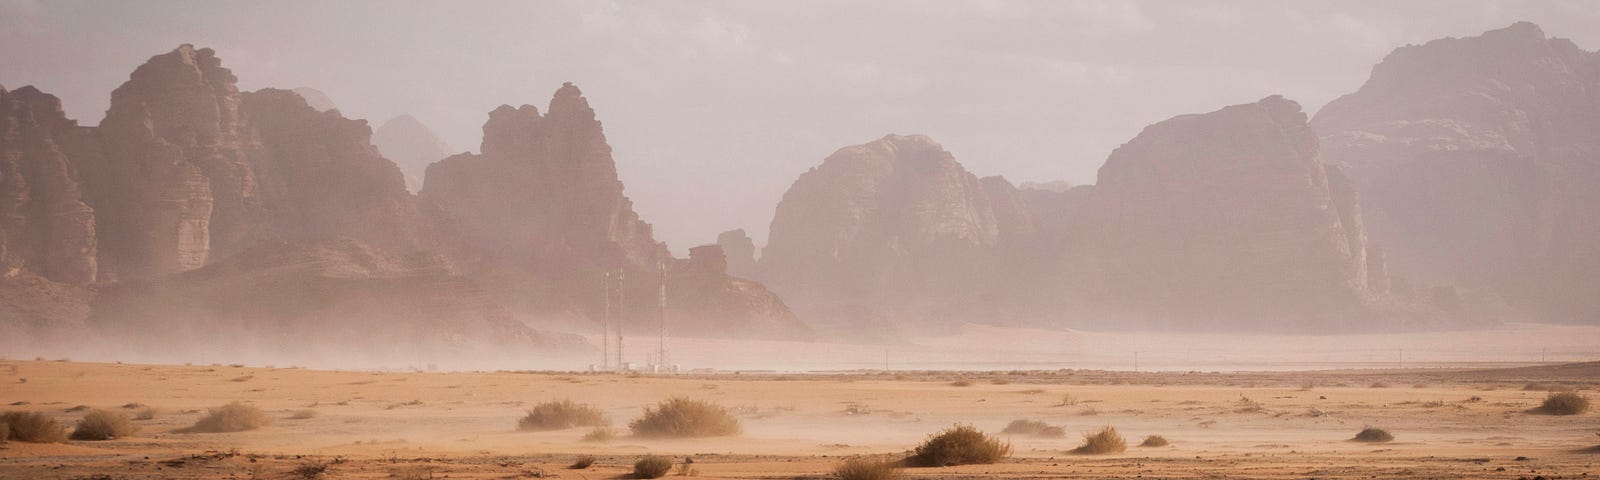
[2,0,1597,254]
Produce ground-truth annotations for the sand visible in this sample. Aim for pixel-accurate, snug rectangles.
[0,359,1597,478]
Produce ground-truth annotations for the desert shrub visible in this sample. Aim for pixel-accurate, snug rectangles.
[0,411,67,443]
[292,460,330,479]
[1139,435,1169,447]
[582,425,617,442]
[1369,382,1390,388]
[675,463,698,476]
[628,397,740,438]
[0,422,7,444]
[134,407,160,420]
[950,380,975,387]
[1072,426,1126,454]
[1057,394,1079,406]
[518,399,605,431]
[181,402,271,433]
[1000,419,1064,438]
[289,409,318,420]
[633,455,673,479]
[906,424,1011,467]
[70,409,139,440]
[1353,427,1393,442]
[834,456,901,480]
[1524,383,1552,391]
[1532,392,1590,415]
[570,455,597,469]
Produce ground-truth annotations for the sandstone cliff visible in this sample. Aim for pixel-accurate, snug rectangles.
[0,85,99,285]
[374,114,453,193]
[1313,22,1600,323]
[715,229,758,279]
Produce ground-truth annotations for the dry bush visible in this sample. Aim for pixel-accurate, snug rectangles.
[1234,395,1264,413]
[0,422,7,444]
[70,409,139,440]
[134,407,160,420]
[834,456,901,480]
[180,402,271,433]
[518,399,605,431]
[629,398,740,438]
[1057,394,1079,406]
[292,460,331,479]
[950,380,975,387]
[675,463,698,476]
[288,409,318,420]
[0,411,67,443]
[989,378,1011,385]
[1072,426,1127,454]
[1139,435,1169,447]
[1531,392,1590,415]
[1000,419,1064,438]
[582,425,617,442]
[1353,427,1394,442]
[1369,382,1390,388]
[906,424,1012,467]
[569,455,596,469]
[1524,383,1552,391]
[633,455,673,479]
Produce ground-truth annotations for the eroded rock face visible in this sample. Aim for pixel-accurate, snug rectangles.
[760,134,1002,310]
[291,87,337,112]
[1313,22,1600,323]
[0,86,99,285]
[715,229,757,279]
[374,114,452,193]
[421,83,803,339]
[1089,96,1374,325]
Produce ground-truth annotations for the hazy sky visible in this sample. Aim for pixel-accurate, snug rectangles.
[3,1,1597,253]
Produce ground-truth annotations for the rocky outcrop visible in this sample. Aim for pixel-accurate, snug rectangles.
[715,229,757,278]
[374,114,452,193]
[1313,22,1600,323]
[421,83,803,339]
[0,85,99,285]
[760,134,1002,311]
[1087,96,1376,326]
[291,87,337,112]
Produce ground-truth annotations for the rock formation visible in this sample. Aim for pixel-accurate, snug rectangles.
[715,229,757,279]
[760,134,1003,313]
[374,114,453,193]
[1087,96,1378,327]
[291,87,337,112]
[420,83,805,339]
[1313,22,1600,323]
[0,85,99,285]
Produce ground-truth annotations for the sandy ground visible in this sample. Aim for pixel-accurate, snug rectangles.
[1,360,1598,479]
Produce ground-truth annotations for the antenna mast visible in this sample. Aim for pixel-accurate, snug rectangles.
[616,270,625,370]
[600,272,610,370]
[657,261,668,369]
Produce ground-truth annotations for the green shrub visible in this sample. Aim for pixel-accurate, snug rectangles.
[834,456,901,480]
[518,399,605,431]
[1353,427,1393,442]
[1531,392,1589,415]
[70,409,139,440]
[628,397,740,438]
[1072,426,1126,454]
[0,411,67,443]
[906,424,1011,467]
[180,402,271,433]
[633,455,673,479]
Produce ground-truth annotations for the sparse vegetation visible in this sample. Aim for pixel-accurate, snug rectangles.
[629,398,741,438]
[180,402,271,433]
[1353,427,1394,442]
[633,455,673,479]
[292,460,331,479]
[582,425,617,442]
[0,411,68,443]
[288,409,318,420]
[1072,426,1127,454]
[949,379,975,387]
[517,399,606,431]
[834,456,901,480]
[1057,394,1079,406]
[1140,434,1169,447]
[0,422,8,444]
[1000,419,1065,438]
[70,409,139,440]
[569,455,596,469]
[133,406,159,420]
[1369,381,1390,388]
[1531,392,1590,415]
[906,424,1012,467]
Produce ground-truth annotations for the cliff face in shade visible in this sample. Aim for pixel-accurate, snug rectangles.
[374,114,453,193]
[715,229,758,279]
[1089,96,1374,325]
[0,86,99,285]
[760,134,1002,311]
[667,244,810,338]
[421,83,803,339]
[1313,22,1600,323]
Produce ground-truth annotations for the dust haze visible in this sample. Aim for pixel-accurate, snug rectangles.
[1,1,1598,479]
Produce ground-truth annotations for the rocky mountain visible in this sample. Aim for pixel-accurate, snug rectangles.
[715,229,757,279]
[419,83,806,339]
[291,87,337,112]
[374,114,453,193]
[0,85,100,285]
[1086,96,1382,328]
[1314,22,1600,324]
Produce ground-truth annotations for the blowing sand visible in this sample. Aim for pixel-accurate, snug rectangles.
[1,359,1598,478]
